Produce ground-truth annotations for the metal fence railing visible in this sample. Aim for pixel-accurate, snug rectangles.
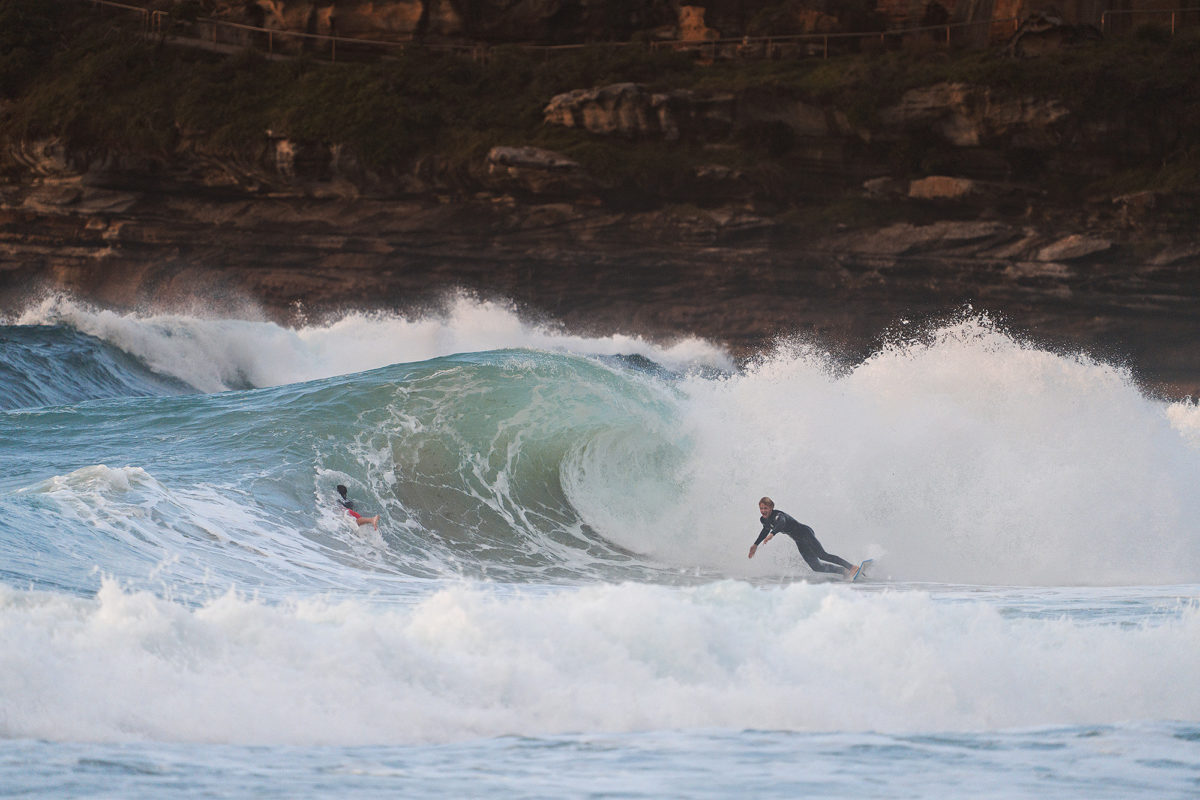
[647,17,1024,60]
[83,0,1200,65]
[1101,7,1200,34]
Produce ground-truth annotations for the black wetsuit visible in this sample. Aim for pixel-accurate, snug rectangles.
[336,487,365,519]
[754,509,853,575]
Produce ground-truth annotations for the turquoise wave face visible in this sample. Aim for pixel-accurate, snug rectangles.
[0,346,696,597]
[0,325,191,410]
[5,310,1200,595]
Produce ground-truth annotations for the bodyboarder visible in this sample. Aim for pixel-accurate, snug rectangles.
[337,484,379,530]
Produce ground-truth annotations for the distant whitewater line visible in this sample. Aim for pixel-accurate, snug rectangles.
[9,293,735,393]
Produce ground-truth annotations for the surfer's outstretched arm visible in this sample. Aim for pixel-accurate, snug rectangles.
[748,533,775,558]
[748,509,776,559]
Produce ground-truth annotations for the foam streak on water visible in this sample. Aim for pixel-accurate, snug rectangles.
[6,724,1198,800]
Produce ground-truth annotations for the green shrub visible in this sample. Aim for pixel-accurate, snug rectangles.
[5,27,177,151]
[0,0,74,97]
[1133,22,1172,44]
[3,1,1200,193]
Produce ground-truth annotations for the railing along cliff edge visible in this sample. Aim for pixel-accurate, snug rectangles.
[84,0,1198,64]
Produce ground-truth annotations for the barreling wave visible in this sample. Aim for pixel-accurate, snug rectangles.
[2,299,1199,591]
[1,348,710,595]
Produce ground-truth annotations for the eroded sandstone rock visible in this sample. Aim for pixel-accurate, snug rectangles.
[1036,234,1111,261]
[878,82,1069,147]
[484,146,596,196]
[908,175,978,200]
[543,83,735,141]
[840,220,1009,255]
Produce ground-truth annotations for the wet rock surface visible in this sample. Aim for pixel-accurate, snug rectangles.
[3,177,1198,398]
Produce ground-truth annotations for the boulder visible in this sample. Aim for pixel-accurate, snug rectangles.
[742,99,831,138]
[878,82,1069,147]
[843,220,1008,255]
[688,164,752,200]
[484,146,595,196]
[1149,245,1200,267]
[908,175,978,200]
[1036,234,1111,261]
[1112,190,1158,211]
[544,83,735,142]
[6,138,79,177]
[863,176,905,197]
[1003,12,1103,59]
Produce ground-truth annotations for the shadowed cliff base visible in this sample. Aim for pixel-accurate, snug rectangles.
[3,194,1198,399]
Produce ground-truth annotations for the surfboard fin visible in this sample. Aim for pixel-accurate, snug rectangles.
[849,558,874,582]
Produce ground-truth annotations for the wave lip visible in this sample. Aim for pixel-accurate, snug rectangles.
[11,293,733,393]
[0,325,189,410]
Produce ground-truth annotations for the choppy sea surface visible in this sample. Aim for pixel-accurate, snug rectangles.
[2,294,1198,798]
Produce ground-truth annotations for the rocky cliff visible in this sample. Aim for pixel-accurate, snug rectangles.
[2,8,1199,395]
[3,115,1199,396]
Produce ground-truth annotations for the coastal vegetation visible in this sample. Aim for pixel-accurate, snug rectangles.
[2,0,1199,203]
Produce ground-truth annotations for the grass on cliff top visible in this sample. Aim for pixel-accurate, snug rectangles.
[0,1,699,170]
[3,0,1200,193]
[690,28,1200,127]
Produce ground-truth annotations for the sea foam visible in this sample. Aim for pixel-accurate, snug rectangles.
[12,294,733,392]
[572,318,1200,585]
[0,578,1196,746]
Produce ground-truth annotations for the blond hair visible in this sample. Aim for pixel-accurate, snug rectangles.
[758,496,774,508]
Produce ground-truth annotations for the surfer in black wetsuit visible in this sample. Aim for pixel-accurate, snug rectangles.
[337,484,379,530]
[748,496,853,576]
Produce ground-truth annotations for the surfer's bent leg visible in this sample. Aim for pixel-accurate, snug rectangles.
[810,541,854,571]
[790,532,846,574]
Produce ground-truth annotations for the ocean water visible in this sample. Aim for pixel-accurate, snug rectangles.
[1,294,1198,798]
